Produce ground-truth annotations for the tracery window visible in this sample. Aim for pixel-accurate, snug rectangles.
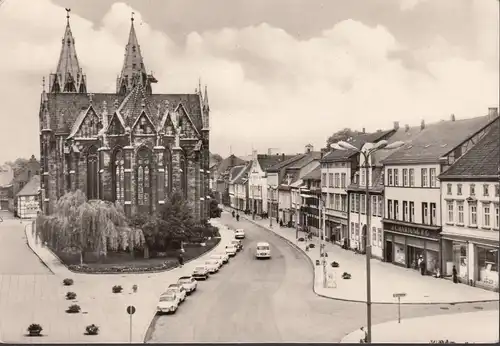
[86,146,98,200]
[81,113,99,137]
[66,155,72,191]
[136,147,152,211]
[113,148,125,204]
[164,149,172,196]
[135,115,153,135]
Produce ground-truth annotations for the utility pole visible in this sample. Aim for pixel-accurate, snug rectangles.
[322,196,327,288]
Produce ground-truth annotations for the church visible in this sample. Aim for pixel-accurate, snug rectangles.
[39,11,211,221]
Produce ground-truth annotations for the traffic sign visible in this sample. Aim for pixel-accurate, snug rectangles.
[393,293,406,298]
[126,305,136,315]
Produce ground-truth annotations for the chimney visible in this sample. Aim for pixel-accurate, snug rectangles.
[405,124,410,132]
[282,153,285,161]
[362,127,366,133]
[450,114,456,122]
[488,107,498,121]
[420,119,425,130]
[393,121,400,130]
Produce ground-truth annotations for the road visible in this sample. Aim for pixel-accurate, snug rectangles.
[148,212,499,343]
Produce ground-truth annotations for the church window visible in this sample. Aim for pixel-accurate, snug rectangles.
[86,146,98,200]
[180,154,188,199]
[136,116,152,135]
[136,147,152,212]
[164,149,172,196]
[113,149,125,204]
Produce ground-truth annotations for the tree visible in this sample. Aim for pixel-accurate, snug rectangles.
[211,153,223,164]
[325,128,362,148]
[157,191,195,244]
[208,191,222,218]
[35,190,144,264]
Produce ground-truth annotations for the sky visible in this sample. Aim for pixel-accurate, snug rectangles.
[0,0,498,163]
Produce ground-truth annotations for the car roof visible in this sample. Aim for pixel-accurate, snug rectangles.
[257,242,270,246]
[236,229,244,231]
[178,276,192,279]
[160,291,175,296]
[168,283,180,287]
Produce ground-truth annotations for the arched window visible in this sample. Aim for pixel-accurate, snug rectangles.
[86,145,98,200]
[65,155,72,191]
[164,149,172,196]
[136,147,152,212]
[180,154,188,199]
[113,148,125,204]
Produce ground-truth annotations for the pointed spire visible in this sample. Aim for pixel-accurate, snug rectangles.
[116,12,156,95]
[49,9,87,93]
[198,78,202,96]
[203,84,210,111]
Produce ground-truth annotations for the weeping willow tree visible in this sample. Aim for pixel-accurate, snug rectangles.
[36,190,145,264]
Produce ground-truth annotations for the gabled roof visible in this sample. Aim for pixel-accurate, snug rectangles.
[322,129,395,163]
[264,154,301,172]
[371,124,426,165]
[68,104,99,138]
[302,166,321,181]
[382,115,492,165]
[217,155,247,176]
[439,118,500,179]
[17,175,40,197]
[231,162,253,184]
[228,165,246,183]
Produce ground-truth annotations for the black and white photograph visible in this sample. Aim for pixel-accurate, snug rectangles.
[0,0,498,343]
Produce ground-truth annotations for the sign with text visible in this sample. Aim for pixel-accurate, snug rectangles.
[384,222,440,239]
[393,293,406,298]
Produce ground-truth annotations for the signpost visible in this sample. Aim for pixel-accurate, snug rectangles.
[393,293,406,323]
[127,305,136,343]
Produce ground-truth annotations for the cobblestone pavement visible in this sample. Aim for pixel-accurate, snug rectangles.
[147,212,499,343]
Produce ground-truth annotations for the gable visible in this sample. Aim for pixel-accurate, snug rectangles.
[132,111,156,135]
[159,112,177,136]
[176,103,200,138]
[71,106,101,138]
[107,113,126,135]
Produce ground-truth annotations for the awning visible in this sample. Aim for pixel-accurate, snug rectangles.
[300,194,316,198]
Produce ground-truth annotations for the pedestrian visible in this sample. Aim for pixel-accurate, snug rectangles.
[418,255,425,275]
[236,213,240,221]
[452,265,458,283]
[232,210,235,218]
[178,252,184,267]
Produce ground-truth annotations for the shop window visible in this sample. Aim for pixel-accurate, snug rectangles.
[377,228,382,247]
[452,242,468,280]
[483,204,491,228]
[409,201,414,222]
[476,246,499,288]
[394,243,406,265]
[447,201,454,223]
[409,168,415,187]
[426,250,439,275]
[457,201,464,224]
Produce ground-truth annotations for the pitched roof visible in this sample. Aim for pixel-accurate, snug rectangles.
[440,118,500,179]
[322,129,394,163]
[382,115,492,165]
[302,166,321,181]
[17,175,40,197]
[371,124,425,165]
[217,155,247,176]
[265,154,303,172]
[231,162,253,184]
[228,165,246,183]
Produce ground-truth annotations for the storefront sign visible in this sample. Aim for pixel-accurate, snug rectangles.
[385,222,440,240]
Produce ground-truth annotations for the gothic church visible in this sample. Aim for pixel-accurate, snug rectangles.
[39,12,211,221]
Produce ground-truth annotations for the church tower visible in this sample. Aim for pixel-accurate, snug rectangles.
[49,9,87,93]
[116,13,157,95]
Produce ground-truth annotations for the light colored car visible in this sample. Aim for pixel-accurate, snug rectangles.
[231,239,243,251]
[255,242,271,259]
[225,244,237,256]
[192,265,209,280]
[157,292,180,314]
[204,259,220,273]
[177,276,197,294]
[235,229,245,239]
[166,284,187,302]
[210,253,229,264]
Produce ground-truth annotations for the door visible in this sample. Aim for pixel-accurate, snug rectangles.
[385,240,393,262]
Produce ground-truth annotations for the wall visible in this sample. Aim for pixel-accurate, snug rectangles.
[17,195,39,219]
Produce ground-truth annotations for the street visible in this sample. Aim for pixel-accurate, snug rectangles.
[148,212,499,343]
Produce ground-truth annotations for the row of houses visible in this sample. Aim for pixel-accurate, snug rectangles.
[218,107,499,292]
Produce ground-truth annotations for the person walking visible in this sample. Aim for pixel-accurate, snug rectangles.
[232,210,235,218]
[418,255,425,275]
[452,265,458,283]
[178,252,184,267]
[236,213,240,221]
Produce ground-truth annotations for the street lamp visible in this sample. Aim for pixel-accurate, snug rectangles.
[331,139,404,343]
[319,193,327,288]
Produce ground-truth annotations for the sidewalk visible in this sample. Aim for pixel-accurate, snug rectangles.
[237,212,499,304]
[340,310,499,343]
[0,219,231,344]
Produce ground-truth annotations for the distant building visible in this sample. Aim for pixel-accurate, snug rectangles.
[228,162,252,211]
[0,164,14,211]
[213,154,247,205]
[16,175,41,219]
[12,155,40,211]
[300,166,321,236]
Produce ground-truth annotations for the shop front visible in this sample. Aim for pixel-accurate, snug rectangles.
[441,227,499,291]
[325,212,348,245]
[382,219,441,275]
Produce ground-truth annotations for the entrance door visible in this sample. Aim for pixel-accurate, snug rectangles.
[407,246,424,270]
[385,240,393,262]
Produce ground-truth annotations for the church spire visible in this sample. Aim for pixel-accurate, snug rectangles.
[116,12,157,95]
[49,8,87,93]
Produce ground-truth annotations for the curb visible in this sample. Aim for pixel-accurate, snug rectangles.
[142,220,229,343]
[240,215,499,306]
[24,222,55,275]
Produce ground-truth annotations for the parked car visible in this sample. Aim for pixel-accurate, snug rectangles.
[204,259,220,273]
[157,292,180,314]
[225,244,237,257]
[231,239,243,251]
[234,229,245,239]
[192,265,209,280]
[177,276,197,294]
[255,242,271,259]
[210,253,229,264]
[166,284,187,302]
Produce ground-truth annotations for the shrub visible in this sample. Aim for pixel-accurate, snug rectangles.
[112,285,123,293]
[66,304,81,313]
[27,323,42,336]
[342,272,351,280]
[85,324,99,335]
[331,261,339,268]
[309,244,315,249]
[67,260,177,274]
[298,237,305,242]
[66,291,77,300]
[63,278,74,286]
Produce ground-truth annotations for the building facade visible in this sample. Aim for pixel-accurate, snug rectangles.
[228,162,252,211]
[17,175,41,219]
[381,112,497,275]
[11,156,40,211]
[0,164,14,211]
[439,116,499,291]
[39,14,210,221]
[300,166,322,236]
[248,150,267,215]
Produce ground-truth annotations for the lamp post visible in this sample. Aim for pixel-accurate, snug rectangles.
[319,193,327,287]
[331,139,404,343]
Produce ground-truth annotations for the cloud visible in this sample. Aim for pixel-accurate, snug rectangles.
[0,0,497,163]
[399,0,430,11]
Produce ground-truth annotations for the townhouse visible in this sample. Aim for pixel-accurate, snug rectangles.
[321,130,394,245]
[0,164,14,211]
[16,175,41,219]
[214,154,247,205]
[228,162,252,211]
[300,166,322,235]
[265,154,299,221]
[346,122,424,258]
[439,115,499,291]
[381,110,497,275]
